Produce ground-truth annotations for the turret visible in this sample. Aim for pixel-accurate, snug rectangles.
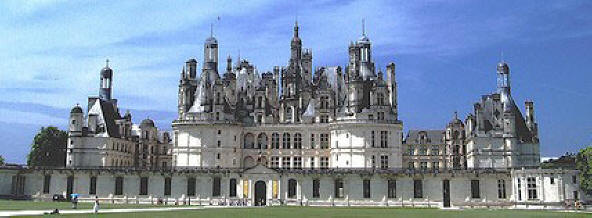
[185,59,197,79]
[203,31,219,71]
[290,21,302,63]
[386,62,397,115]
[226,55,232,73]
[69,104,83,136]
[99,59,113,100]
[496,61,510,94]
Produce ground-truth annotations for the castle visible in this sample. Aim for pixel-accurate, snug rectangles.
[0,22,583,207]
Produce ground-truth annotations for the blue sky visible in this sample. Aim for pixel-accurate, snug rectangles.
[0,0,590,164]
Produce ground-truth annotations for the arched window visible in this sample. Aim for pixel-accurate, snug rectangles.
[282,133,291,149]
[244,133,255,149]
[257,133,268,149]
[272,133,280,149]
[293,133,302,149]
[288,179,297,198]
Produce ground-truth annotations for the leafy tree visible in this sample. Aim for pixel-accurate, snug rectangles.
[27,127,67,167]
[541,152,576,169]
[576,146,592,195]
[0,155,4,165]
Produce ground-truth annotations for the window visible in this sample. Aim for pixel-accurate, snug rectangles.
[419,146,427,155]
[432,162,439,171]
[431,145,439,155]
[187,177,196,196]
[497,179,506,199]
[89,176,97,195]
[387,180,396,198]
[363,179,371,198]
[313,179,320,198]
[294,156,302,169]
[288,179,297,198]
[43,175,51,194]
[380,131,388,148]
[574,191,579,200]
[527,177,537,200]
[310,157,316,168]
[572,175,577,183]
[218,130,221,135]
[272,133,280,149]
[370,131,375,147]
[282,157,290,169]
[517,178,522,201]
[550,177,555,184]
[320,157,329,169]
[380,155,389,169]
[377,93,384,105]
[140,177,148,195]
[282,133,291,149]
[115,177,123,195]
[334,179,344,198]
[164,177,171,196]
[413,180,423,198]
[286,107,292,122]
[471,180,480,198]
[408,162,414,170]
[229,179,237,197]
[320,134,329,149]
[320,115,329,123]
[271,156,280,168]
[217,140,221,147]
[293,133,302,149]
[407,146,414,155]
[420,162,428,171]
[378,112,384,120]
[310,134,316,149]
[212,177,221,197]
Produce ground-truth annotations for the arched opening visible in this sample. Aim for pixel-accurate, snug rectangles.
[244,133,255,149]
[257,133,268,149]
[254,180,266,206]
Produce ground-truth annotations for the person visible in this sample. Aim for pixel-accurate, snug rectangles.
[71,194,78,209]
[93,196,100,213]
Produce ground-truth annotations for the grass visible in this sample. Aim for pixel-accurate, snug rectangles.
[5,204,589,218]
[0,199,183,211]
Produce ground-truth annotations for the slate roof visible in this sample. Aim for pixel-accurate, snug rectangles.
[404,130,445,145]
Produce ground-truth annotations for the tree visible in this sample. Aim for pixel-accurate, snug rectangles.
[0,155,4,165]
[576,146,592,195]
[27,126,67,167]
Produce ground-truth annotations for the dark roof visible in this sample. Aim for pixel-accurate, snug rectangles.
[99,100,121,138]
[405,130,445,145]
[140,119,155,128]
[70,105,83,114]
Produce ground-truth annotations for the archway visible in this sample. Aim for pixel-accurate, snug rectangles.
[254,180,266,206]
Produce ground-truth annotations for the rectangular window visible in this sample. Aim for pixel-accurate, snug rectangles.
[574,191,579,200]
[271,156,280,168]
[420,162,428,170]
[320,134,329,149]
[407,146,414,156]
[187,177,196,196]
[387,180,396,198]
[310,157,316,168]
[294,156,302,169]
[140,177,148,195]
[408,162,414,170]
[380,131,388,148]
[471,180,480,198]
[115,177,123,195]
[288,179,297,198]
[380,155,389,169]
[334,179,344,198]
[527,177,537,200]
[431,145,439,155]
[497,179,506,199]
[282,157,291,169]
[414,180,423,198]
[550,177,555,184]
[313,179,320,198]
[310,134,315,149]
[89,176,97,195]
[229,179,237,197]
[378,112,384,120]
[164,177,171,196]
[43,175,51,194]
[320,157,329,169]
[432,162,439,171]
[572,175,577,183]
[363,179,371,198]
[371,131,375,148]
[212,177,221,197]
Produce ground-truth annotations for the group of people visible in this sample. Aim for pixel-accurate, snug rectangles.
[70,194,100,213]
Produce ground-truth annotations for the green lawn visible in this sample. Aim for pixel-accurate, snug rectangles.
[0,199,182,211]
[17,206,592,218]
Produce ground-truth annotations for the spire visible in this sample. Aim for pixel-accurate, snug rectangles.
[105,59,110,68]
[362,18,366,36]
[210,23,213,37]
[454,111,458,120]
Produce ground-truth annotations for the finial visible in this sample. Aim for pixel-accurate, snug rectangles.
[500,50,504,63]
[362,18,366,36]
[210,23,213,37]
[454,111,458,120]
[105,59,110,67]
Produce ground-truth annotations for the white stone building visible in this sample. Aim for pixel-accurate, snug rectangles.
[0,22,585,207]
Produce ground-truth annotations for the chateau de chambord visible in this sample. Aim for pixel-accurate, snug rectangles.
[0,22,585,207]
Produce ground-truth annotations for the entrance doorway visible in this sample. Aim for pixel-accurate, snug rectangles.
[254,181,266,206]
[442,179,450,207]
